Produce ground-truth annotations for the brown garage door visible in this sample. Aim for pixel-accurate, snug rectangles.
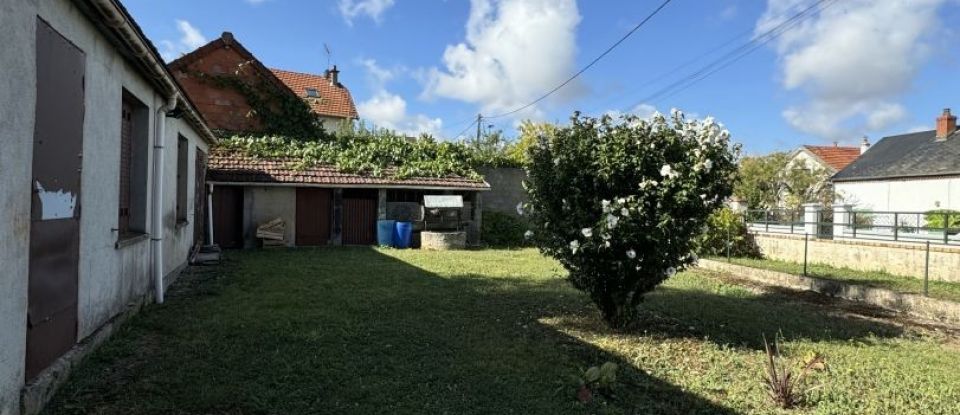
[213,186,244,248]
[296,188,332,246]
[343,189,378,245]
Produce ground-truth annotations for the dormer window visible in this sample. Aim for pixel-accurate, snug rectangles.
[305,88,319,98]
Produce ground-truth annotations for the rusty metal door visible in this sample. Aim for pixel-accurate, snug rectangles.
[194,148,207,247]
[213,186,244,248]
[342,189,377,245]
[26,18,85,380]
[295,188,332,246]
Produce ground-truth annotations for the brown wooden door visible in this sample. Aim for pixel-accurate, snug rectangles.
[213,186,244,248]
[296,188,332,246]
[26,18,85,380]
[342,190,378,245]
[193,149,207,248]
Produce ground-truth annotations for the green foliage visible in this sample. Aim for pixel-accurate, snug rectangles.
[924,209,960,230]
[504,121,557,166]
[762,335,826,409]
[191,64,328,140]
[734,152,832,210]
[216,125,481,180]
[695,208,759,257]
[523,110,740,327]
[734,153,788,209]
[481,211,531,247]
[571,362,619,403]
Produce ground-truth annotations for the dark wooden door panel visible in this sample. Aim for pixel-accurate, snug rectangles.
[343,198,377,245]
[194,149,207,247]
[27,18,85,380]
[213,186,244,248]
[296,188,331,246]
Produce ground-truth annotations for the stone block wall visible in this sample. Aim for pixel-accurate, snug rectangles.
[752,232,960,283]
[478,167,527,216]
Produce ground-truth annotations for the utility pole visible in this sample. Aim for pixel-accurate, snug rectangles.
[475,113,483,149]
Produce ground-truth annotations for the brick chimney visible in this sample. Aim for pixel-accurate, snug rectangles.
[860,136,870,154]
[327,65,340,86]
[936,108,957,139]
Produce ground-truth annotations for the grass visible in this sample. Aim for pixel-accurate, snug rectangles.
[712,256,960,303]
[44,248,960,414]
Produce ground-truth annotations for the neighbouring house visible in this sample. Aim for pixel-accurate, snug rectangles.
[0,1,217,413]
[833,108,960,211]
[168,32,358,136]
[777,141,867,207]
[207,151,490,248]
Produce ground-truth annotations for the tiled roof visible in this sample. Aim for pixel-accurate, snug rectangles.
[208,151,489,190]
[803,145,861,171]
[270,68,359,120]
[833,129,960,182]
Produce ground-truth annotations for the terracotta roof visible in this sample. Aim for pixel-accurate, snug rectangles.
[270,68,359,120]
[803,145,861,171]
[208,151,489,190]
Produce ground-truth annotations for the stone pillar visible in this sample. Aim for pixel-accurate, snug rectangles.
[833,204,853,239]
[331,188,343,245]
[803,203,821,237]
[377,189,387,220]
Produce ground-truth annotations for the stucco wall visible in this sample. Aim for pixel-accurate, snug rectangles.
[0,2,210,412]
[753,232,960,283]
[835,177,960,212]
[0,1,36,413]
[243,187,297,248]
[479,167,527,217]
[162,118,210,278]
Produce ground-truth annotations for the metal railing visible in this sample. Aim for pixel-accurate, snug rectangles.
[745,208,960,246]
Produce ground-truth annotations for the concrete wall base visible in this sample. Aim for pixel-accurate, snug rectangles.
[421,231,467,250]
[699,259,960,325]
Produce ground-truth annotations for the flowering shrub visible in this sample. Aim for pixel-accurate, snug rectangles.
[522,111,739,327]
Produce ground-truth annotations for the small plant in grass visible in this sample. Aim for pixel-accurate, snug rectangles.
[762,335,827,409]
[569,362,618,403]
[523,110,739,327]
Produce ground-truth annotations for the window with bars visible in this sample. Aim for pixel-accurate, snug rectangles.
[118,90,149,241]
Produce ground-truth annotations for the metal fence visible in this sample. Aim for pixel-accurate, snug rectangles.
[745,208,960,246]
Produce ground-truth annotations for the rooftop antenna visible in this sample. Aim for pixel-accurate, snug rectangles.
[323,43,332,68]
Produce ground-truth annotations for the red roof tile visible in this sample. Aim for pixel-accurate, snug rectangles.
[804,145,861,171]
[208,151,489,190]
[270,68,359,120]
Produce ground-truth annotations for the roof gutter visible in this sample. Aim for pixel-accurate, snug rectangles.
[84,0,217,144]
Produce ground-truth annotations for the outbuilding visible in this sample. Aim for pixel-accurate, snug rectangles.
[0,1,217,413]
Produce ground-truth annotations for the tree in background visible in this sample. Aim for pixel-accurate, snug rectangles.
[523,111,739,327]
[734,153,787,209]
[505,121,557,166]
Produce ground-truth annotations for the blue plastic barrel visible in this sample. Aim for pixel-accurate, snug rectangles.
[394,221,413,249]
[377,220,396,247]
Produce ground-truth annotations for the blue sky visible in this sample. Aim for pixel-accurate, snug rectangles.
[127,0,960,154]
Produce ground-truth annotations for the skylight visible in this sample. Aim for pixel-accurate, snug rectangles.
[305,88,319,98]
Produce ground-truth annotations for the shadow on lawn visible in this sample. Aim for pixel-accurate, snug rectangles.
[42,247,900,415]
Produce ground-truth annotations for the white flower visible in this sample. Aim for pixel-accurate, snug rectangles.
[665,267,677,277]
[516,202,524,216]
[601,199,612,212]
[660,164,674,178]
[604,240,611,248]
[569,240,580,254]
[606,214,620,229]
[626,249,637,259]
[617,198,626,204]
[620,208,630,217]
[581,227,593,238]
[524,230,534,239]
[703,159,713,172]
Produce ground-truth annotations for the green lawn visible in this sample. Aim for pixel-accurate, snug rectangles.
[712,256,960,303]
[45,248,960,414]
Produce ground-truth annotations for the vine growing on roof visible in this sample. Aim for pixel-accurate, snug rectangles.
[215,125,484,180]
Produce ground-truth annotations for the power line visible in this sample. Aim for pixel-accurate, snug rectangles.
[451,116,480,140]
[485,0,675,119]
[635,0,836,106]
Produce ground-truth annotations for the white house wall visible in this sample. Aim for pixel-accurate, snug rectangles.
[0,2,209,413]
[0,1,35,413]
[836,177,960,212]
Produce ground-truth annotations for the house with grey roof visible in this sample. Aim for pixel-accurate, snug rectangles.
[833,108,960,212]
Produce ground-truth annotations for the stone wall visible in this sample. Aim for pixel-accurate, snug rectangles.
[752,232,960,283]
[421,231,467,250]
[479,167,527,216]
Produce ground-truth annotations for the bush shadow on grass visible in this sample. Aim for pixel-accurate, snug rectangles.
[42,247,895,415]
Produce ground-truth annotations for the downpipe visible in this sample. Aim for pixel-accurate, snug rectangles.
[151,94,178,304]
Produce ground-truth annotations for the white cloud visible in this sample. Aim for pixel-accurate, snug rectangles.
[719,4,738,21]
[159,20,207,62]
[339,0,396,25]
[357,60,443,136]
[604,103,659,120]
[423,0,582,118]
[758,0,946,141]
[246,0,270,4]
